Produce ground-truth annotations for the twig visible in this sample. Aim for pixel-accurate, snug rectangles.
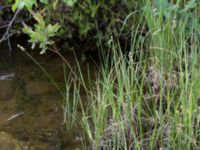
[0,9,21,43]
[7,112,24,121]
[0,17,31,30]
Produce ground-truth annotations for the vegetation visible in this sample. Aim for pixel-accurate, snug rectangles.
[0,0,200,149]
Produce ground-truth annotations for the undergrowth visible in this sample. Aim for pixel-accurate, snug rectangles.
[80,0,200,149]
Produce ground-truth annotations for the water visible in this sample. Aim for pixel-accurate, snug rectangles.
[0,46,98,149]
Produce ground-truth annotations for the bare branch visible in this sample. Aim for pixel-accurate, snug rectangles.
[0,9,21,43]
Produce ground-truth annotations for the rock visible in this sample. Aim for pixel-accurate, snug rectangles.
[0,132,22,150]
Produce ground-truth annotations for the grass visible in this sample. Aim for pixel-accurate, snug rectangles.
[79,1,200,149]
[81,44,200,149]
[63,64,80,129]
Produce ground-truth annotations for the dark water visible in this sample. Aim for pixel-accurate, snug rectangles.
[0,46,98,150]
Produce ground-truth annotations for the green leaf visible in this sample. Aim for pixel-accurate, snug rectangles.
[53,0,59,10]
[40,0,48,5]
[63,0,77,7]
[12,0,36,11]
[22,15,60,55]
[12,0,24,11]
[32,12,45,24]
[46,23,60,37]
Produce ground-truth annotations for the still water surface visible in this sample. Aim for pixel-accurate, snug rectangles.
[0,47,98,149]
